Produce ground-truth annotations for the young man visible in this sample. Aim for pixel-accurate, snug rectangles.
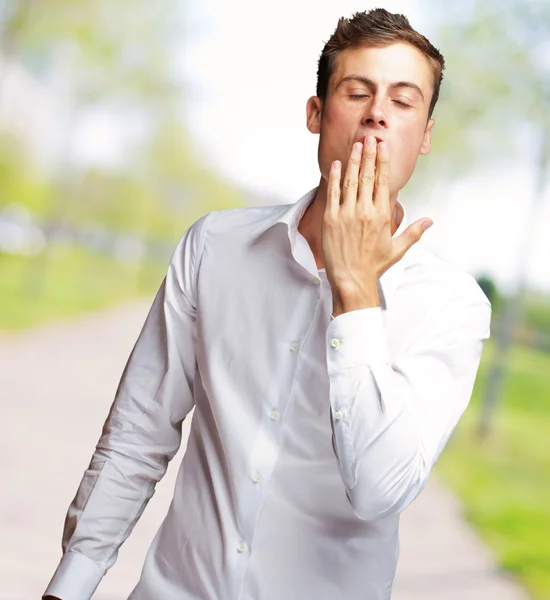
[44,9,491,600]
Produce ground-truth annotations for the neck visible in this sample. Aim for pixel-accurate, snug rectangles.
[298,178,401,270]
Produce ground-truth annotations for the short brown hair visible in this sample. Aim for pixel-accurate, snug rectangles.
[316,9,445,118]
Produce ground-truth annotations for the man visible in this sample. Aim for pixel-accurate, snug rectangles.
[44,8,491,600]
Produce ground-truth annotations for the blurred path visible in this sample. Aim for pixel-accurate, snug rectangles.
[1,302,529,600]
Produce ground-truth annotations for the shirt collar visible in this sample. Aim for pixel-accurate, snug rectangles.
[248,186,410,310]
[247,187,318,246]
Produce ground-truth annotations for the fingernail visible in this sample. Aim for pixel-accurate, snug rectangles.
[353,142,363,154]
[332,160,341,171]
[423,220,433,230]
[367,136,376,148]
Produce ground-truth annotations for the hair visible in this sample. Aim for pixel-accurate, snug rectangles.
[316,9,445,118]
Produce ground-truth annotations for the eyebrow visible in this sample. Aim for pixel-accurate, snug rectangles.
[336,75,425,101]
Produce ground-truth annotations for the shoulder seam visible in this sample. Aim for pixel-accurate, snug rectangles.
[191,212,212,305]
[195,212,211,278]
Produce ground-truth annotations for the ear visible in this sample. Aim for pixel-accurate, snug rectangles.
[420,118,435,155]
[306,96,323,134]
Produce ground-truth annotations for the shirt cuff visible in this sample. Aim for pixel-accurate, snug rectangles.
[43,551,104,600]
[326,307,389,371]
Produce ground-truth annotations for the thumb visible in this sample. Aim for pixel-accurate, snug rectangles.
[393,218,433,259]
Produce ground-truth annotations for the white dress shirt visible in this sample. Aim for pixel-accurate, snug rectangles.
[45,187,491,600]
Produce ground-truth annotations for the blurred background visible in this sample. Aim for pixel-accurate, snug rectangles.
[1,0,549,599]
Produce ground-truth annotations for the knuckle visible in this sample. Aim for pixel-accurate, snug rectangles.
[360,173,376,186]
[357,209,371,222]
[377,174,390,186]
[356,203,371,218]
[323,215,335,229]
[344,178,358,190]
[409,228,421,243]
[340,207,354,223]
[379,208,391,223]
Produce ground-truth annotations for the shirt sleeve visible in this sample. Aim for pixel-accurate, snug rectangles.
[43,214,210,600]
[325,297,491,522]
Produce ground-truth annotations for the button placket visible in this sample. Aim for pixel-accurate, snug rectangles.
[244,402,284,543]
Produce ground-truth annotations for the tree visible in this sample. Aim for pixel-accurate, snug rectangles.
[418,0,550,436]
[1,0,181,104]
[411,0,550,188]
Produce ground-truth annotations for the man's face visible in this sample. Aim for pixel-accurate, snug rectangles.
[307,42,435,196]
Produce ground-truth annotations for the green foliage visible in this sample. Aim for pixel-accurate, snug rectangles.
[0,246,164,331]
[436,341,550,599]
[0,136,52,215]
[0,1,245,241]
[476,274,501,313]
[3,0,180,105]
[523,293,550,336]
[0,2,247,331]
[410,0,550,192]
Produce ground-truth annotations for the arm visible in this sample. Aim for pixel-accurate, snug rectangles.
[321,137,489,520]
[43,214,209,600]
[326,298,491,521]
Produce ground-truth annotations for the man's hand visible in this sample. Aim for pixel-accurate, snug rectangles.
[322,136,433,317]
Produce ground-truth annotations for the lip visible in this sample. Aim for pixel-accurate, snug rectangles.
[359,135,384,144]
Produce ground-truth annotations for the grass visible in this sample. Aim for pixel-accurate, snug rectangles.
[436,340,550,599]
[0,245,164,331]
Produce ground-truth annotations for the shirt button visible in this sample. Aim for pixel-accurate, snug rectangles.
[334,410,343,421]
[270,409,280,421]
[237,541,248,553]
[330,338,341,348]
[290,342,299,353]
[251,472,261,483]
[312,276,321,286]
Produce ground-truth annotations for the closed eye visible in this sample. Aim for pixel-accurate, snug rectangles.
[349,94,368,100]
[394,100,412,108]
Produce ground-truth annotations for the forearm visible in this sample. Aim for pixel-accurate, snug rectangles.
[328,357,428,520]
[45,302,192,599]
[326,301,490,521]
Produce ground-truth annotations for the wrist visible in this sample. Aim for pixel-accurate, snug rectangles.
[332,280,380,317]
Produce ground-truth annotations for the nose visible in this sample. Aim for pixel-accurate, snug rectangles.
[362,98,388,128]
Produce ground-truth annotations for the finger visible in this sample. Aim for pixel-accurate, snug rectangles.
[392,218,433,260]
[326,160,342,217]
[341,142,363,207]
[358,135,377,206]
[373,141,391,215]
